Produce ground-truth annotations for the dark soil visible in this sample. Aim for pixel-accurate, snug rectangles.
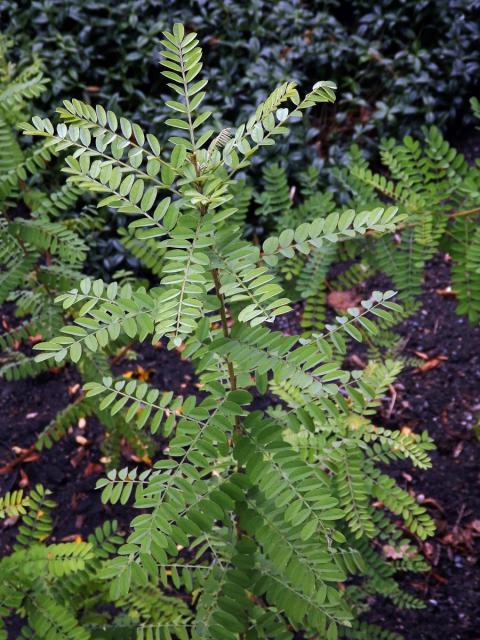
[360,256,480,639]
[1,256,480,639]
[0,340,197,541]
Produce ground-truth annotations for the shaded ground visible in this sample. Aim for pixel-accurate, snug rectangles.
[1,256,479,639]
[361,257,480,639]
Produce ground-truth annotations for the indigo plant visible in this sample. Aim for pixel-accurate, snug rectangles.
[15,24,436,640]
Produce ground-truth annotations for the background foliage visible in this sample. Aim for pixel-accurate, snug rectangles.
[1,0,479,173]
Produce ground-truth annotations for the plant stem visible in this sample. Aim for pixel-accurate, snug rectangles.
[211,269,238,399]
[449,206,480,219]
[211,267,244,553]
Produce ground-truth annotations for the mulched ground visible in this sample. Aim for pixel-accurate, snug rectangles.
[1,254,479,639]
[361,257,480,639]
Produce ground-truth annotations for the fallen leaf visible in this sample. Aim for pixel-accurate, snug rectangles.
[2,515,19,527]
[122,365,152,381]
[383,543,414,560]
[83,462,103,477]
[19,468,29,488]
[25,412,38,419]
[420,496,444,512]
[70,447,86,468]
[453,442,464,458]
[10,447,40,464]
[129,453,153,466]
[436,286,458,298]
[68,383,81,395]
[27,334,43,345]
[430,571,448,584]
[414,351,430,360]
[413,356,448,374]
[327,289,361,312]
[350,354,367,369]
[60,534,80,542]
[47,365,65,375]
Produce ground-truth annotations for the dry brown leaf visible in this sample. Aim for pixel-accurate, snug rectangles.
[83,462,103,477]
[2,514,20,527]
[11,447,39,464]
[47,365,65,375]
[453,442,464,458]
[350,354,367,369]
[436,286,458,298]
[414,351,430,360]
[383,543,414,560]
[19,468,29,488]
[60,534,80,542]
[122,365,152,381]
[70,447,86,468]
[327,289,361,312]
[413,356,448,374]
[129,453,152,466]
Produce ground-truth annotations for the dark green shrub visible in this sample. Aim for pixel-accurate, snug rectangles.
[2,0,478,172]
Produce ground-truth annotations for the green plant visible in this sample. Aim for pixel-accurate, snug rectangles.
[0,36,49,202]
[0,37,82,380]
[23,24,436,639]
[250,115,480,346]
[0,484,194,639]
[0,41,153,466]
[339,125,480,322]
